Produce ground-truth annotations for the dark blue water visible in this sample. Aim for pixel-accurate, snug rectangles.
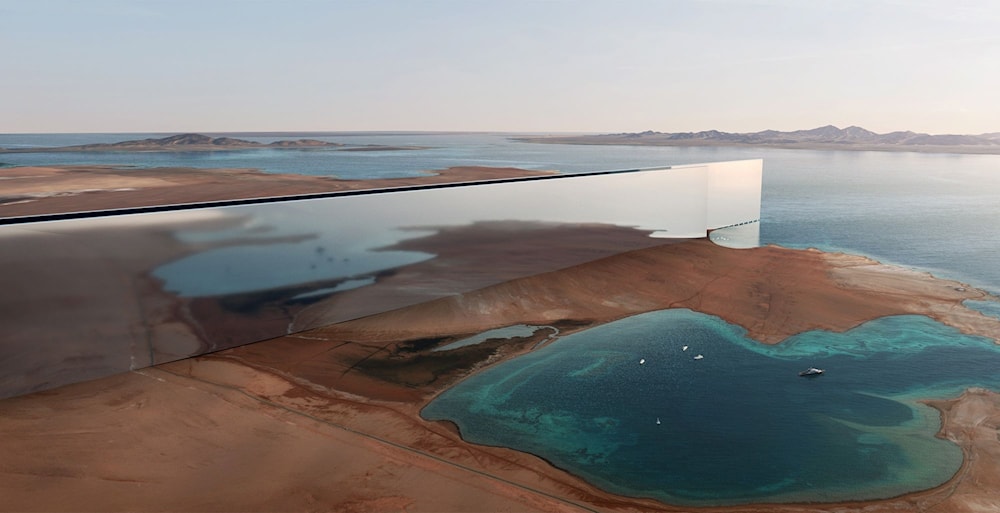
[422,310,1000,505]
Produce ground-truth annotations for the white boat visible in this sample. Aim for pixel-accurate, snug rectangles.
[693,354,704,360]
[799,367,824,377]
[656,417,661,425]
[639,358,645,365]
[682,345,688,351]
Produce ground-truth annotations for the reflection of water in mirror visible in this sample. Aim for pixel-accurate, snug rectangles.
[152,205,436,296]
[153,163,760,296]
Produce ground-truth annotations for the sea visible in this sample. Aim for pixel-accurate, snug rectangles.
[4,132,1000,506]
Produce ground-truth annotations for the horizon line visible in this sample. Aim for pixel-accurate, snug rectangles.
[2,125,997,137]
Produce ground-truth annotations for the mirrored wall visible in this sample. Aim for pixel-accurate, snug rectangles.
[0,160,761,398]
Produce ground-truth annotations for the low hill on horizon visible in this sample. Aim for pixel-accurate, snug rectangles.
[614,125,1000,146]
[0,133,427,153]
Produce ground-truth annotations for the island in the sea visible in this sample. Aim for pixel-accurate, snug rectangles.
[516,125,1000,154]
[0,132,429,153]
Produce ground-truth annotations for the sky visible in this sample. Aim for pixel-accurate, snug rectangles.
[2,0,999,134]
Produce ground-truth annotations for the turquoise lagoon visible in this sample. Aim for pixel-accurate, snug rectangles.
[421,310,1000,506]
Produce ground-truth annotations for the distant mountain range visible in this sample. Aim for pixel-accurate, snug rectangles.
[0,133,426,153]
[614,125,1000,146]
[6,128,1000,156]
[517,126,1000,154]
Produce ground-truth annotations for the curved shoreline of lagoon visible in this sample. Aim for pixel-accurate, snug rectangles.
[369,226,1000,509]
[420,308,996,506]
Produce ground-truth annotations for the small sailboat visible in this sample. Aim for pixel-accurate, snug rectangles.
[656,417,661,425]
[682,345,689,351]
[693,354,704,360]
[639,358,645,365]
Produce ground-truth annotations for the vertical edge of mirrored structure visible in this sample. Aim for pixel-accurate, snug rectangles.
[701,159,763,248]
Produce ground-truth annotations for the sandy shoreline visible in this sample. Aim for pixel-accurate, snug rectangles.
[2,225,1000,511]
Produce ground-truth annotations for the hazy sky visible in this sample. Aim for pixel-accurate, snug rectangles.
[2,0,998,134]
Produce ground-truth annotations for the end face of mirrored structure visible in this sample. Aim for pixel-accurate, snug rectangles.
[0,159,761,398]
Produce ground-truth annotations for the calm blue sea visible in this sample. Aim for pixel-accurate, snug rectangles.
[4,132,1000,505]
